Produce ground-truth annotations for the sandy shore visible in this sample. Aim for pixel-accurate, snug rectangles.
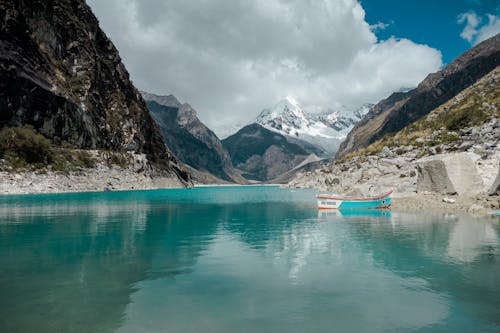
[391,193,499,215]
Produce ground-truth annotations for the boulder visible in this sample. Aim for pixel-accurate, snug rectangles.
[489,170,500,195]
[416,153,484,195]
[381,146,394,158]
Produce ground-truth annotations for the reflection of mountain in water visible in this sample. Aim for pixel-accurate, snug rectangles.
[0,201,221,333]
[345,213,500,328]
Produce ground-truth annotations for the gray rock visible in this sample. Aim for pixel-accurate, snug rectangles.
[381,146,394,158]
[428,147,438,155]
[482,125,493,133]
[459,141,474,150]
[489,170,500,195]
[468,204,484,213]
[361,168,382,180]
[484,141,497,148]
[416,153,484,195]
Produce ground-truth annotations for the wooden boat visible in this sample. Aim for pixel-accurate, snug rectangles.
[316,190,392,210]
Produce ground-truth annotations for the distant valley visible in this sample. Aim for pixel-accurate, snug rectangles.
[143,94,372,183]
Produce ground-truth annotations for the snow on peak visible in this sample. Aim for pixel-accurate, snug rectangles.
[256,98,373,143]
[256,98,314,137]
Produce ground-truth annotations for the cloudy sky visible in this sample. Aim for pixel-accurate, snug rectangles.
[87,0,499,137]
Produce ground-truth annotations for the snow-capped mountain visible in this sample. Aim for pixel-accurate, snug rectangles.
[256,96,313,136]
[256,97,372,155]
[317,103,372,136]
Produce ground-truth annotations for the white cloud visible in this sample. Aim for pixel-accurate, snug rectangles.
[476,14,500,43]
[458,12,481,42]
[87,0,442,137]
[458,11,500,45]
[370,21,390,31]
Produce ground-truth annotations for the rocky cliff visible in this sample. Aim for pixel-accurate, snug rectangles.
[337,33,500,158]
[0,0,189,183]
[142,93,245,184]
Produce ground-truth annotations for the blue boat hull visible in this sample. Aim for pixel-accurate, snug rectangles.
[338,197,391,210]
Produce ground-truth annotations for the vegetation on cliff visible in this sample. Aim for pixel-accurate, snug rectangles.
[343,66,499,160]
[0,125,151,172]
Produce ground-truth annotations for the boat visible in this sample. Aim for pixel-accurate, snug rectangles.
[316,190,392,210]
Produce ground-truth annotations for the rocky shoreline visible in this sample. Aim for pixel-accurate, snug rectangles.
[286,119,500,215]
[1,142,498,216]
[1,168,498,216]
[0,168,185,195]
[0,151,187,195]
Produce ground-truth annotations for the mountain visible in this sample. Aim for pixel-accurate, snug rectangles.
[222,123,320,181]
[356,65,499,156]
[142,93,244,183]
[337,33,500,158]
[0,0,190,184]
[221,97,370,181]
[286,65,499,200]
[141,91,182,109]
[256,97,371,155]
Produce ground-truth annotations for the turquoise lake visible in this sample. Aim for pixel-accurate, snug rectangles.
[0,186,499,332]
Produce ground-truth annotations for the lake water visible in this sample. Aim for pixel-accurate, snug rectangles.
[0,186,499,333]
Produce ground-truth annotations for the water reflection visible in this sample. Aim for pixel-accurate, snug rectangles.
[0,188,498,332]
[343,212,500,330]
[447,216,498,263]
[318,209,392,219]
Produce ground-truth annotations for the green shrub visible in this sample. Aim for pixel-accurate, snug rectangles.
[441,105,489,131]
[0,126,54,165]
[75,150,96,168]
[107,152,129,168]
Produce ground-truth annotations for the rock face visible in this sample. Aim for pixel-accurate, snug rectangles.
[489,171,500,195]
[0,0,189,183]
[145,98,244,183]
[416,153,484,195]
[222,123,318,181]
[337,33,500,158]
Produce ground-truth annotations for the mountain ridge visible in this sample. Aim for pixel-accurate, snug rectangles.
[222,123,321,181]
[337,33,500,158]
[142,92,245,184]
